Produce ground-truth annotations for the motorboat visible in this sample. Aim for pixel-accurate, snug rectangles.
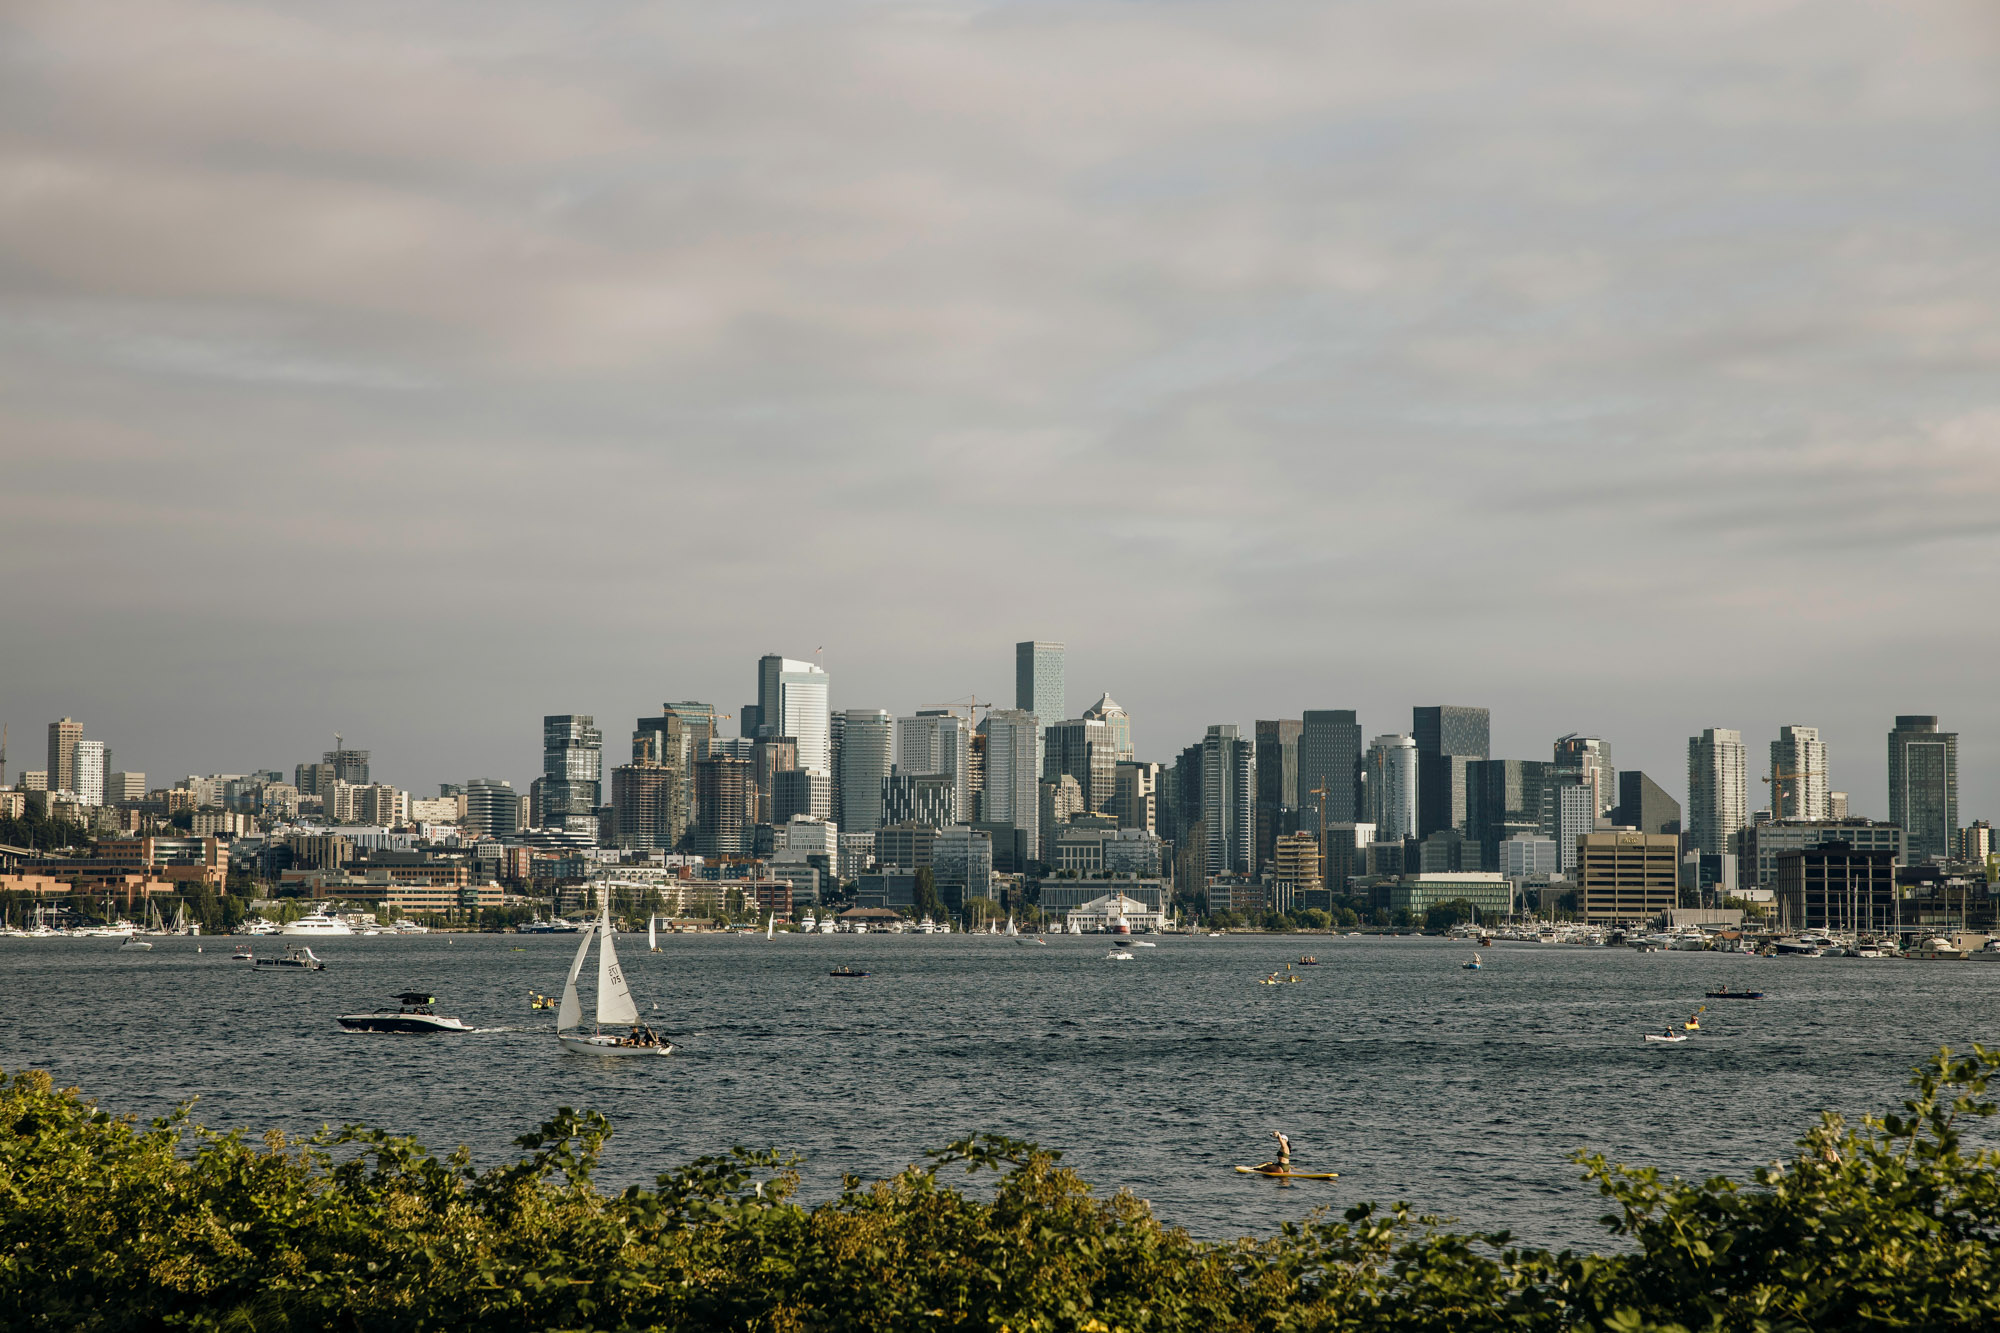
[1771,938,1824,957]
[555,901,671,1057]
[818,918,837,934]
[72,921,138,939]
[118,937,154,952]
[236,919,280,936]
[337,992,473,1034]
[799,911,817,934]
[1704,986,1764,999]
[1106,949,1136,961]
[254,945,325,970]
[829,966,871,978]
[282,908,354,937]
[232,945,255,962]
[391,920,429,934]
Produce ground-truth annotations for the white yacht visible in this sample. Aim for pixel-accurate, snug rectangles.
[799,911,817,933]
[282,907,355,937]
[237,919,280,937]
[817,917,837,934]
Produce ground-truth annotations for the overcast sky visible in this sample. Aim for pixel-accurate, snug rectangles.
[3,0,1998,816]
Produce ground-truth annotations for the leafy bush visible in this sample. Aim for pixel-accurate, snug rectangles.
[3,1048,1998,1329]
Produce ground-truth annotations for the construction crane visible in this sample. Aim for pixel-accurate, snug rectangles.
[1310,778,1333,891]
[928,695,993,729]
[1762,763,1802,822]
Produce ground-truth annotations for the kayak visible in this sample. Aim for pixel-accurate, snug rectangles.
[1705,990,1764,999]
[1235,1163,1339,1180]
[1644,1033,1688,1044]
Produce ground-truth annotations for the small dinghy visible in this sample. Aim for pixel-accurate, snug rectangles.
[829,966,871,978]
[338,992,474,1034]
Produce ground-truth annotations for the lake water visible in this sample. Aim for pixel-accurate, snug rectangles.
[3,931,1996,1246]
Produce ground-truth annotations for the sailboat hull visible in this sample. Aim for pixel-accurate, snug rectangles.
[558,1033,672,1057]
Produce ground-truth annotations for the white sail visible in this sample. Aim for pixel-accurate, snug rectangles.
[648,914,658,951]
[596,904,639,1028]
[766,912,775,941]
[557,922,594,1032]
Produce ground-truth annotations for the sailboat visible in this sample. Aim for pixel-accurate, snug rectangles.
[648,914,660,953]
[1004,915,1019,937]
[766,912,775,941]
[556,901,671,1057]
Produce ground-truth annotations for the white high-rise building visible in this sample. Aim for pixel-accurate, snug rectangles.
[1202,724,1256,876]
[982,709,1040,854]
[72,740,106,807]
[837,709,894,833]
[756,655,831,776]
[897,710,971,817]
[1687,727,1748,855]
[1366,734,1418,842]
[1769,724,1829,821]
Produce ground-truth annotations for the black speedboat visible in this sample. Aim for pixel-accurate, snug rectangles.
[1704,987,1765,1000]
[337,992,474,1034]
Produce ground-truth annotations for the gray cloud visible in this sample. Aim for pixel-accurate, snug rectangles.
[1,0,1998,817]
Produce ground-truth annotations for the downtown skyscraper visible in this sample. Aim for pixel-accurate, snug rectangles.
[1687,727,1747,856]
[1888,715,1957,863]
[755,655,832,776]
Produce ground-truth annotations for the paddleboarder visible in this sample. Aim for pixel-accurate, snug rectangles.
[1272,1131,1291,1172]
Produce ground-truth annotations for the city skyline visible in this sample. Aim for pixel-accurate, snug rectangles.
[3,4,1998,821]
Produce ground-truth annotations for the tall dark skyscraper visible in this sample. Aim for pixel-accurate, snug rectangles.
[1466,758,1555,870]
[1299,710,1363,828]
[1613,771,1682,837]
[1413,705,1489,838]
[1888,715,1957,863]
[1253,719,1302,871]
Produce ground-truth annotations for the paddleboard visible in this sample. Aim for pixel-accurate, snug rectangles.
[1234,1165,1339,1179]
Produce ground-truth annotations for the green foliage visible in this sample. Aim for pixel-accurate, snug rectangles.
[6,1049,2000,1329]
[912,866,944,919]
[1423,897,1478,931]
[0,808,92,853]
[1298,908,1333,930]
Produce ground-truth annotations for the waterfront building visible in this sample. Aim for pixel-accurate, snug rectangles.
[1736,818,1905,891]
[1254,718,1302,873]
[1043,716,1116,812]
[462,779,518,839]
[1888,714,1958,862]
[1299,709,1364,828]
[1552,734,1614,817]
[540,715,603,820]
[1061,890,1168,933]
[1769,724,1830,821]
[1038,878,1169,919]
[882,771,957,828]
[1201,724,1256,876]
[1775,841,1898,934]
[1413,705,1489,838]
[46,718,81,796]
[931,824,994,906]
[1687,727,1748,856]
[1612,771,1682,837]
[1466,758,1555,871]
[1110,760,1160,832]
[71,740,106,807]
[1365,734,1418,842]
[756,655,831,776]
[1384,871,1512,919]
[898,710,971,816]
[1082,693,1133,762]
[1576,830,1679,924]
[837,709,894,833]
[981,709,1041,860]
